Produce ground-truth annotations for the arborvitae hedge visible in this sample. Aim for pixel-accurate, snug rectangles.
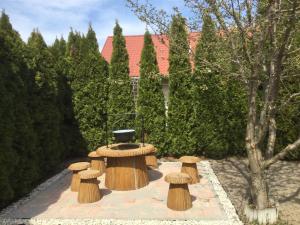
[0,17,17,207]
[192,14,225,158]
[167,14,194,155]
[108,22,135,133]
[137,31,166,152]
[192,15,246,158]
[71,26,109,150]
[0,12,39,206]
[50,37,85,158]
[26,30,63,176]
[66,30,88,154]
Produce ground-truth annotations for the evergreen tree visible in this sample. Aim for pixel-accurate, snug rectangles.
[167,14,194,155]
[192,14,246,158]
[65,30,88,154]
[50,37,85,157]
[0,12,39,203]
[26,30,63,176]
[66,30,84,93]
[66,30,82,61]
[71,25,109,150]
[137,31,166,152]
[0,27,16,207]
[108,22,135,133]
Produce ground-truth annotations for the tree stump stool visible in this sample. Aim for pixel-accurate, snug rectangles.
[145,148,158,169]
[68,162,90,192]
[78,170,102,203]
[88,151,105,175]
[179,156,200,184]
[165,172,192,211]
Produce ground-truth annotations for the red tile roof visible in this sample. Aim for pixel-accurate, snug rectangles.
[101,32,200,77]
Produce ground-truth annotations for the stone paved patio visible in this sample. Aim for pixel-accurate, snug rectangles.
[0,161,242,225]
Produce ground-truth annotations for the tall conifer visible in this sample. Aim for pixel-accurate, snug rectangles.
[72,25,109,150]
[108,22,135,133]
[0,26,16,206]
[137,31,166,152]
[50,37,86,157]
[167,14,194,155]
[0,12,39,202]
[65,30,88,154]
[192,15,246,158]
[26,30,63,175]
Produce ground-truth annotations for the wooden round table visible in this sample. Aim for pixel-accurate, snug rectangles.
[96,143,155,191]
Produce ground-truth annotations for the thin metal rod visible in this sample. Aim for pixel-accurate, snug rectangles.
[141,115,145,146]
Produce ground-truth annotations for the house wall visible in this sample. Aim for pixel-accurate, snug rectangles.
[162,78,169,110]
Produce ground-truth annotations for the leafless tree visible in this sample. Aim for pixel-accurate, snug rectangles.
[127,0,300,212]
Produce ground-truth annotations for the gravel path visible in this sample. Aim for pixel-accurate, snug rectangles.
[210,158,300,225]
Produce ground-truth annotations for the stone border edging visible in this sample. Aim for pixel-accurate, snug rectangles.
[200,161,243,225]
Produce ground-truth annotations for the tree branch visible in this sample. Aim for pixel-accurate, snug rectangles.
[264,137,300,168]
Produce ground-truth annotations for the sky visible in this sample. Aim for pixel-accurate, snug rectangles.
[0,0,191,50]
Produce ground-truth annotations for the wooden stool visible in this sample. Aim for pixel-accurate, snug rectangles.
[78,170,102,203]
[68,162,90,192]
[145,148,158,168]
[179,156,200,184]
[165,172,192,211]
[88,151,105,175]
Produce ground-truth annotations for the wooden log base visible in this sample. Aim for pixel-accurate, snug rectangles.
[90,158,105,174]
[145,152,158,168]
[70,171,81,192]
[167,183,192,211]
[78,178,102,203]
[88,151,106,174]
[181,163,200,184]
[105,156,149,191]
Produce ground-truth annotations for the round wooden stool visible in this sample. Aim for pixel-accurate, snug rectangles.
[179,156,200,184]
[165,172,192,211]
[78,170,102,203]
[88,151,105,175]
[68,162,90,192]
[145,147,158,169]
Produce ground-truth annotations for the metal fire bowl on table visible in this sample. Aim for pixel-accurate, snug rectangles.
[112,129,135,143]
[96,143,155,191]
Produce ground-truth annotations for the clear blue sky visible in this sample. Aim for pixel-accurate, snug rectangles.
[0,0,191,50]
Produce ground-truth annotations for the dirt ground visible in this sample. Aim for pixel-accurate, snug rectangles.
[210,158,300,225]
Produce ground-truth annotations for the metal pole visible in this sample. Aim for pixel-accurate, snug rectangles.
[141,115,145,146]
[105,113,108,148]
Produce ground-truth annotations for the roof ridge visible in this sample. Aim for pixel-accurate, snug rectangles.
[105,32,200,38]
[106,34,162,37]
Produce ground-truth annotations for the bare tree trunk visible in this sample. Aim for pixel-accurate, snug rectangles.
[266,118,276,159]
[246,78,269,209]
[248,149,269,209]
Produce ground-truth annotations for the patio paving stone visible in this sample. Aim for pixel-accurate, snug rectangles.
[0,161,243,225]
